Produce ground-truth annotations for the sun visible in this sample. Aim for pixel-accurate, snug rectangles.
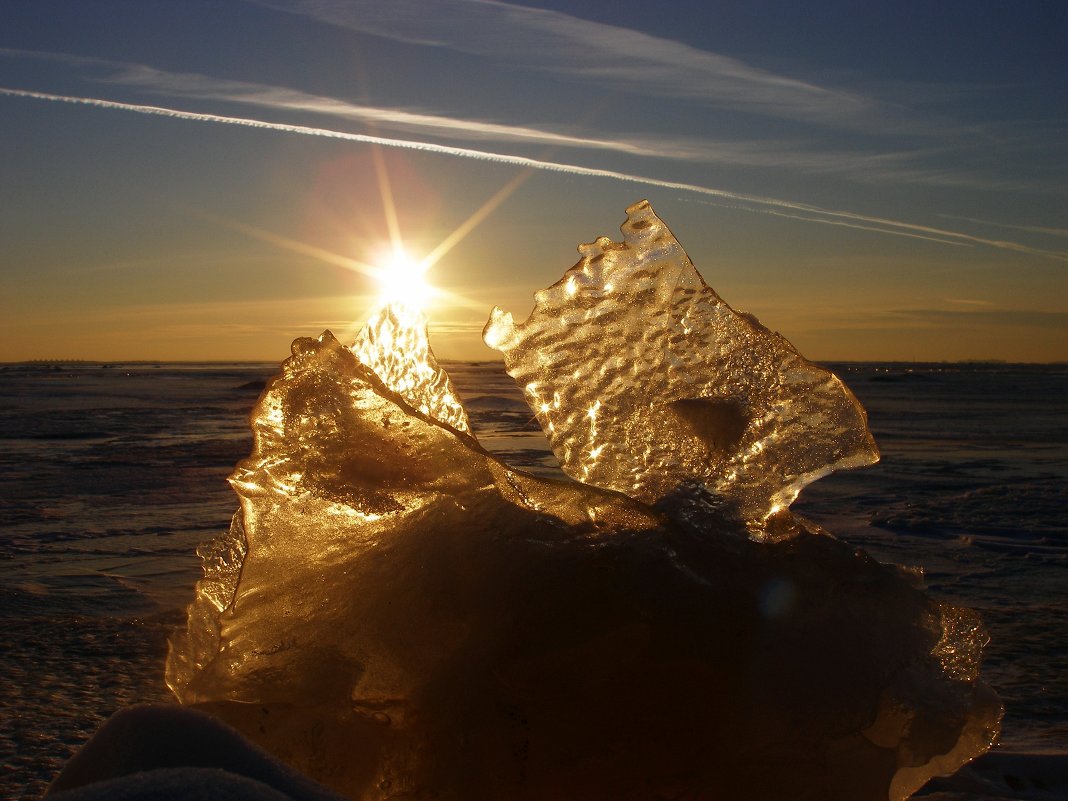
[372,245,435,313]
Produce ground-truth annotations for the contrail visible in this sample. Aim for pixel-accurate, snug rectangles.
[759,209,973,247]
[3,86,1065,261]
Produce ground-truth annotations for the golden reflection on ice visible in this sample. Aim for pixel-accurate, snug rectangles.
[343,243,470,432]
[485,200,880,530]
[933,606,987,682]
[352,300,470,433]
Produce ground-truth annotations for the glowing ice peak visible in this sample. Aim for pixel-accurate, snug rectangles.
[353,301,470,433]
[484,200,879,528]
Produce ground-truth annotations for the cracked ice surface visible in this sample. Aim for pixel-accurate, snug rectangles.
[485,200,879,529]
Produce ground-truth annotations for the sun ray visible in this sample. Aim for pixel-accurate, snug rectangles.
[181,208,377,277]
[179,158,544,326]
[370,144,404,254]
[421,167,535,270]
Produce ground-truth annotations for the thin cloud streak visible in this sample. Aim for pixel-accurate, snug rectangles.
[2,86,1065,262]
[106,63,701,159]
[789,206,1068,261]
[760,210,973,248]
[251,0,880,130]
[1,49,1044,192]
[109,65,1036,191]
[895,308,1068,328]
[938,214,1068,239]
[3,49,832,162]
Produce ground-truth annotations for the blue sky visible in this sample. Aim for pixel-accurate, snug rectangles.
[1,0,1065,361]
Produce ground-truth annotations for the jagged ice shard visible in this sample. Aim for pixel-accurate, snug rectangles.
[167,203,1001,801]
[353,303,471,434]
[484,200,879,528]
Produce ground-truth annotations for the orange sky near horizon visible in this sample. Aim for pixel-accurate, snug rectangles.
[2,2,1065,364]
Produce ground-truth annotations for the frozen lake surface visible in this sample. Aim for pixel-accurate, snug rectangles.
[0,360,1065,800]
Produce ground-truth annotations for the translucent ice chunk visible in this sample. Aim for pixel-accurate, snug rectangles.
[166,329,661,706]
[484,200,879,528]
[353,302,470,433]
[167,328,1000,801]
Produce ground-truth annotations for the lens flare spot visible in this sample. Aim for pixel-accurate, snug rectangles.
[374,246,434,312]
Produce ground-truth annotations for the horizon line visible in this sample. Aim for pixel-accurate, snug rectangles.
[4,358,1063,367]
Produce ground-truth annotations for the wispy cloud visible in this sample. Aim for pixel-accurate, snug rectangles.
[251,0,881,131]
[779,306,1068,335]
[895,308,1068,328]
[4,85,1066,263]
[689,197,1068,259]
[104,62,695,158]
[106,62,992,185]
[3,47,1053,194]
[938,214,1068,239]
[0,51,901,176]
